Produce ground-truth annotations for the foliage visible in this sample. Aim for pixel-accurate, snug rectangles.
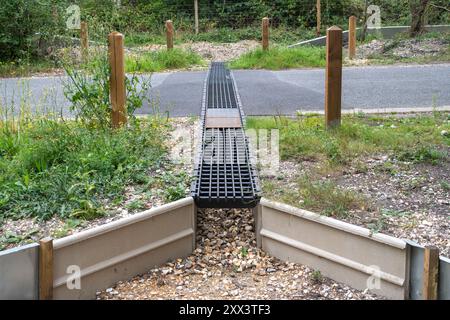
[246,113,450,165]
[0,119,170,220]
[125,49,204,73]
[63,54,150,128]
[229,46,326,70]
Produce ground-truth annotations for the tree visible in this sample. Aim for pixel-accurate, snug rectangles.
[409,0,430,37]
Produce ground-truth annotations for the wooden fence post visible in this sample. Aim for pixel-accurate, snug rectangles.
[108,32,127,129]
[80,21,89,63]
[262,17,269,51]
[423,246,439,300]
[325,26,343,128]
[194,0,199,35]
[166,20,174,50]
[316,0,321,36]
[39,237,53,300]
[348,16,357,59]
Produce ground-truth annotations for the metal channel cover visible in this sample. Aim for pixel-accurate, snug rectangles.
[206,109,240,118]
[205,117,242,128]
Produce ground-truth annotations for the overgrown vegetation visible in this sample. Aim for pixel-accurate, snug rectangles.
[0,60,189,222]
[230,46,326,70]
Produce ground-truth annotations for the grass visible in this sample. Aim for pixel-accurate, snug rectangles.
[0,59,58,78]
[0,116,191,222]
[230,46,326,70]
[249,113,449,218]
[246,113,450,165]
[263,174,367,218]
[125,48,204,73]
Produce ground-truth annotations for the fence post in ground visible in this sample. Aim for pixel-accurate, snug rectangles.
[423,246,439,300]
[166,20,174,50]
[325,26,343,128]
[39,237,53,300]
[262,17,269,51]
[108,32,127,129]
[194,0,199,35]
[316,0,321,36]
[80,21,89,63]
[348,16,356,59]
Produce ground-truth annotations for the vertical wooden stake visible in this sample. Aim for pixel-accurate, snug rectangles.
[423,246,439,300]
[262,17,269,51]
[166,20,174,50]
[194,0,199,35]
[348,16,357,60]
[108,32,127,129]
[80,21,89,63]
[39,237,53,300]
[316,0,321,36]
[325,26,343,129]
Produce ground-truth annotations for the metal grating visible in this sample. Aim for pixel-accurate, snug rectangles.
[207,62,238,109]
[192,62,260,208]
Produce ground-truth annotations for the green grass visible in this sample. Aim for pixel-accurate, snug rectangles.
[0,117,188,221]
[229,46,326,70]
[246,113,450,165]
[125,48,204,73]
[263,175,367,218]
[0,59,57,78]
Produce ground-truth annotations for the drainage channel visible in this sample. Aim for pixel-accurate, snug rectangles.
[191,62,261,208]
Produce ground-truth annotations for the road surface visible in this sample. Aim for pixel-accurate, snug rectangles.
[0,64,449,117]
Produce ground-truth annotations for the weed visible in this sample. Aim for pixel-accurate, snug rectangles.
[311,270,323,284]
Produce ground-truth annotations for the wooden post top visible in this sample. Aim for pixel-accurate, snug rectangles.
[327,26,342,32]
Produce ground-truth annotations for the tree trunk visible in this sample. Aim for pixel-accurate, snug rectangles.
[410,0,430,37]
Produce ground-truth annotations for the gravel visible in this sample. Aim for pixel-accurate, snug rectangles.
[97,207,380,300]
[138,40,259,63]
[355,38,449,60]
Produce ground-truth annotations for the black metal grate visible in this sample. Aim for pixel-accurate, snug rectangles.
[192,62,260,208]
[207,62,238,109]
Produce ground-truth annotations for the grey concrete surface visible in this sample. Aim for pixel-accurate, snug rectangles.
[0,64,449,118]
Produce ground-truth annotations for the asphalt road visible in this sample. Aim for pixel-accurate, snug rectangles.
[1,64,449,117]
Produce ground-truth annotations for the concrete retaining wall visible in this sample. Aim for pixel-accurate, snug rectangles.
[254,198,410,299]
[52,197,196,299]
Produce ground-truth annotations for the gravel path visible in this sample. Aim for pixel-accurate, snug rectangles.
[97,207,380,300]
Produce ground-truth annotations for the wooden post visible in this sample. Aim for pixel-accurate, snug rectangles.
[262,17,269,51]
[423,246,439,300]
[194,0,199,35]
[348,16,357,59]
[39,237,53,300]
[166,20,174,50]
[316,0,321,36]
[325,26,343,129]
[80,21,89,63]
[108,32,127,128]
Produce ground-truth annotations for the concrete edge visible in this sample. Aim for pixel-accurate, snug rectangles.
[260,197,407,249]
[53,197,194,249]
